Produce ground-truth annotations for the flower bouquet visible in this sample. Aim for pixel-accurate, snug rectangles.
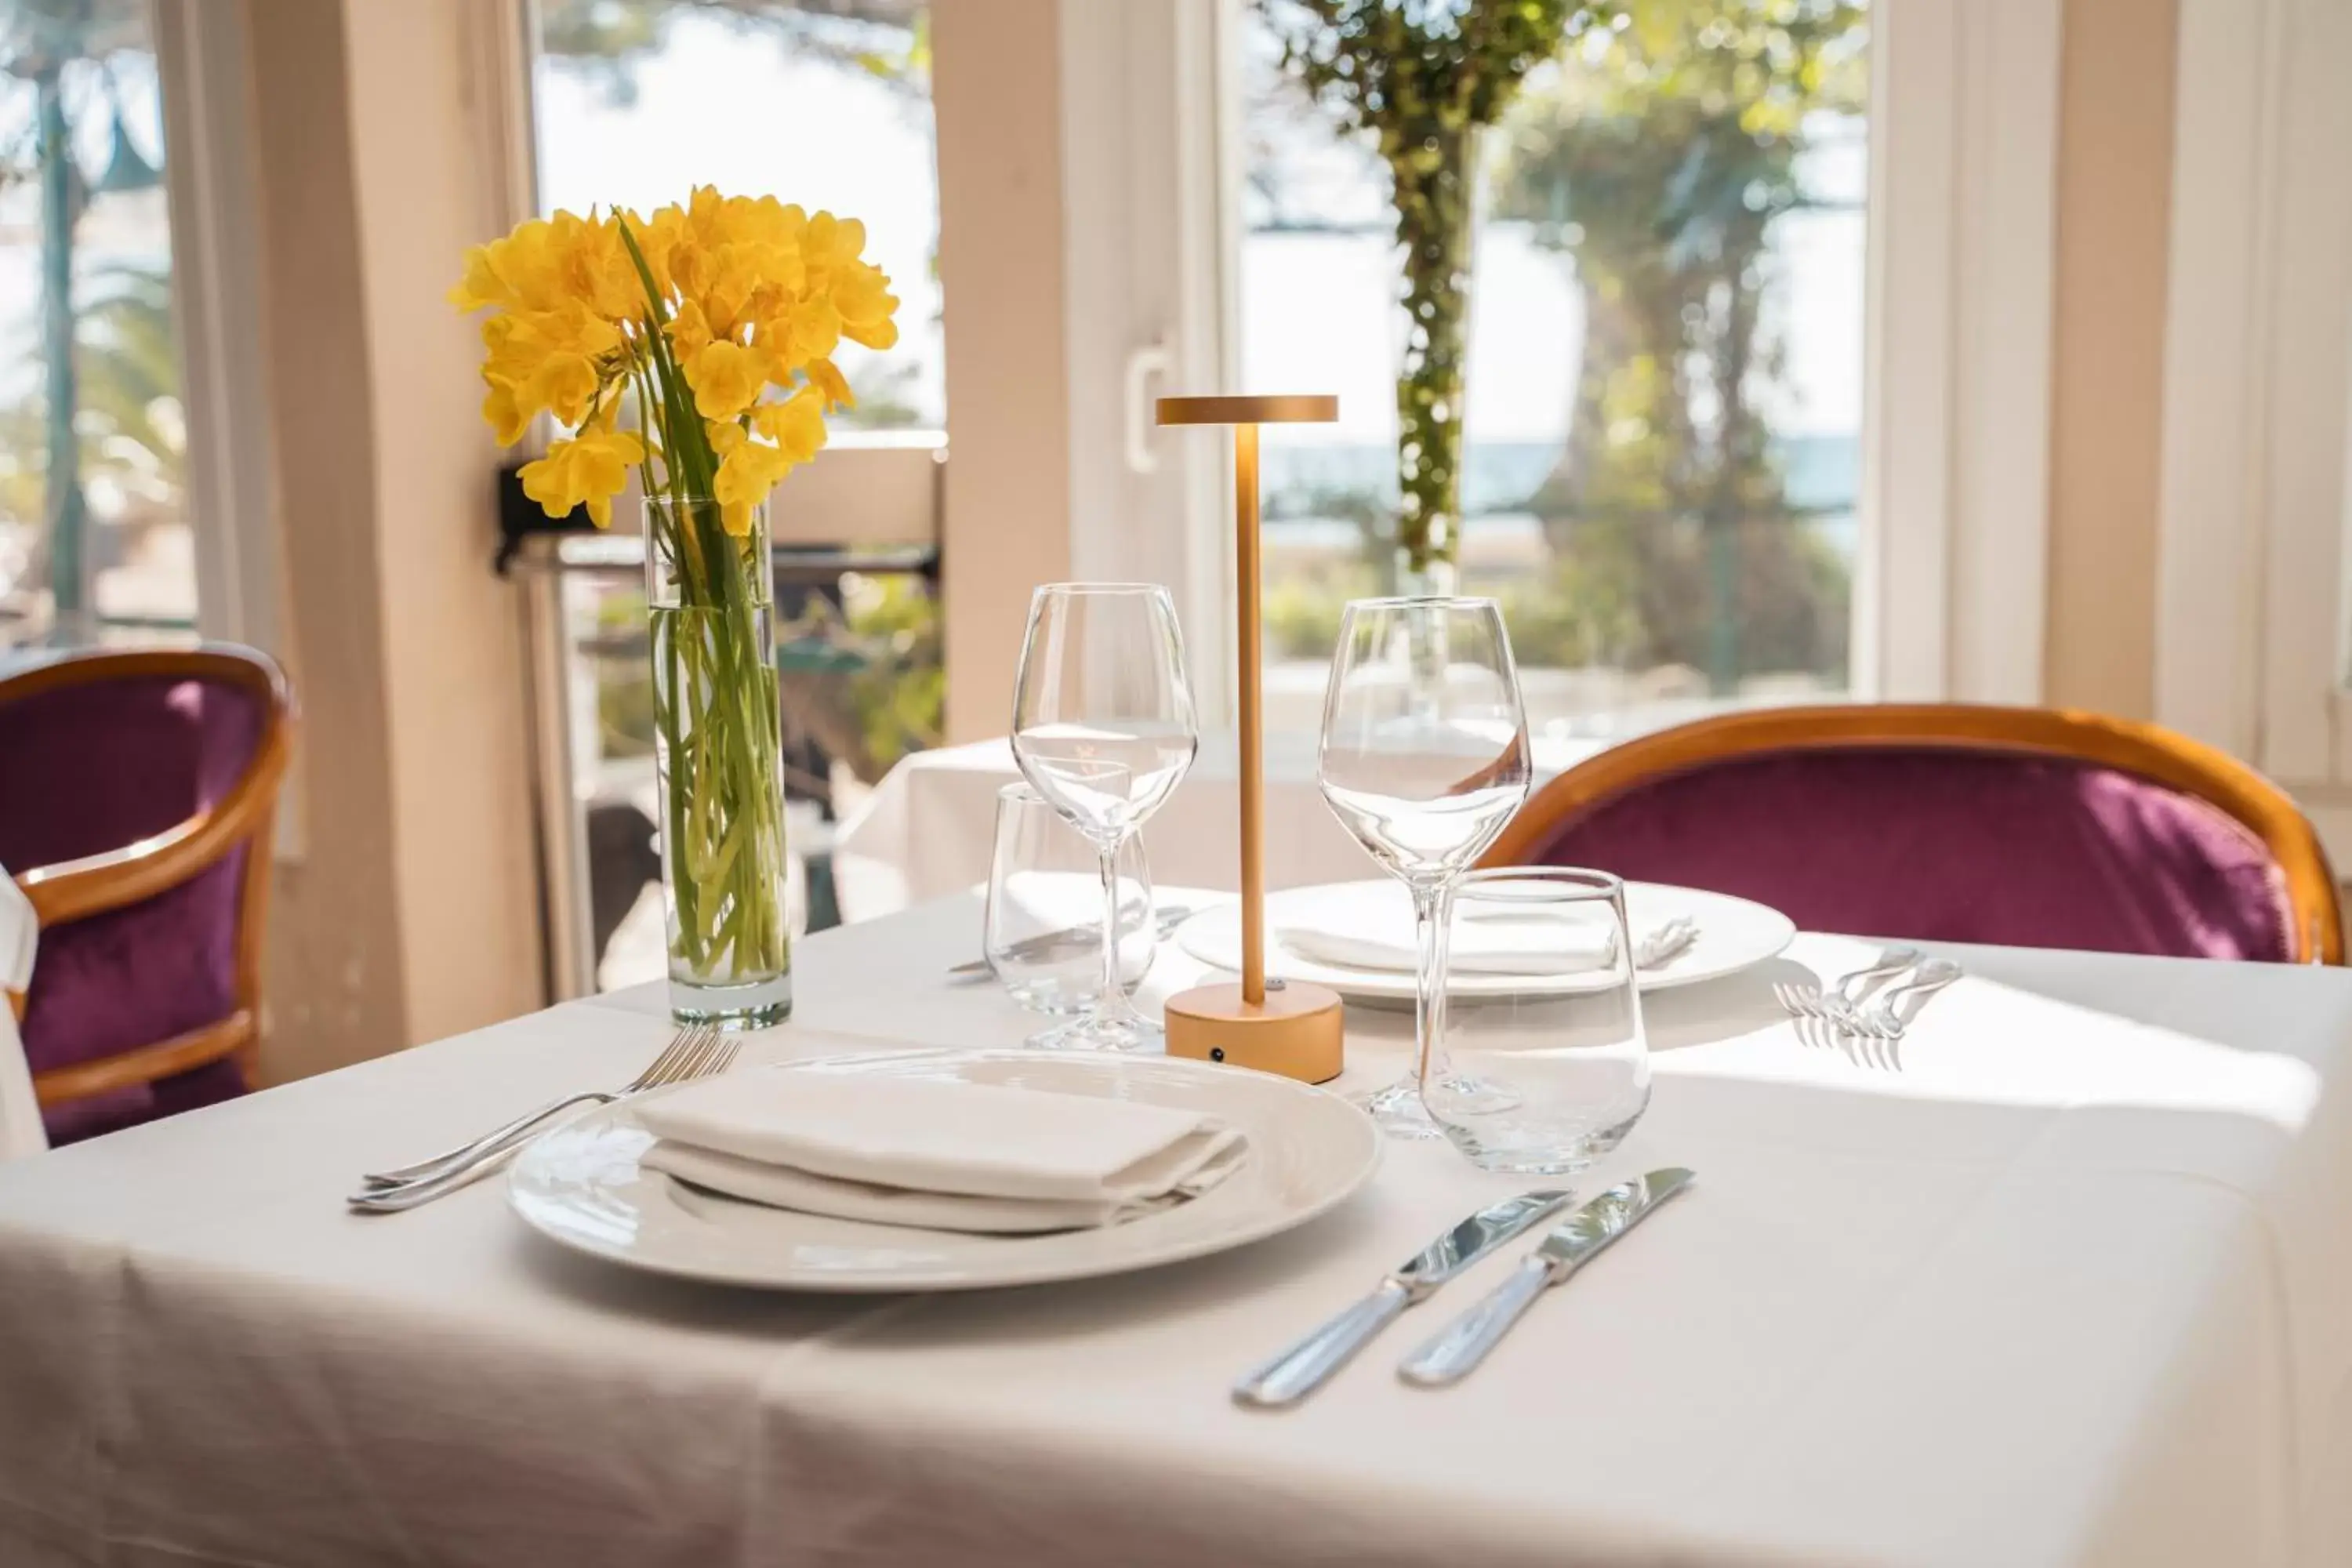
[454,188,898,1025]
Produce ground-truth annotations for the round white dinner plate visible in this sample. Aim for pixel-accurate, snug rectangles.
[507,1049,1381,1292]
[1173,880,1796,1001]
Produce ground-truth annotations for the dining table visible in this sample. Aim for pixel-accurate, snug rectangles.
[2,889,2349,1567]
[828,731,1607,920]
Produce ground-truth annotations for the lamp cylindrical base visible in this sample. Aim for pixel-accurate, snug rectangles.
[1163,981,1345,1085]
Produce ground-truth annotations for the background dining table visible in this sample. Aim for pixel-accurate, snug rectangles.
[829,731,1607,920]
[2,891,2348,1567]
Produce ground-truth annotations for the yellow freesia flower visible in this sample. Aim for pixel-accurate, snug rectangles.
[833,264,900,350]
[752,387,829,465]
[457,188,897,534]
[448,217,566,314]
[666,298,714,365]
[518,427,644,529]
[775,296,841,372]
[526,353,600,429]
[481,376,528,446]
[805,358,855,412]
[684,339,769,420]
[711,426,797,536]
[557,211,642,323]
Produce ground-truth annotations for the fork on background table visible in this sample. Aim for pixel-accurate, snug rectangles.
[348,1025,739,1212]
[1839,959,1964,1067]
[1773,947,1920,1027]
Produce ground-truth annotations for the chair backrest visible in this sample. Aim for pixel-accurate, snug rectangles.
[0,650,273,874]
[1481,704,2340,964]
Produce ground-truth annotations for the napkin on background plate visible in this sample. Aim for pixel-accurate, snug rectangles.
[1279,904,1614,976]
[636,1068,1246,1234]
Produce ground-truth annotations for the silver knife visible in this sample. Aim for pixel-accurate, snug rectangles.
[1232,1189,1575,1409]
[1397,1167,1696,1388]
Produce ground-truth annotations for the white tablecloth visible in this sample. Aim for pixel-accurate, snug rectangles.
[831,732,1602,920]
[2,896,2350,1566]
[0,867,42,1162]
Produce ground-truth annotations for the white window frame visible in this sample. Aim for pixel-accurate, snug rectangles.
[482,0,2068,760]
[152,0,283,656]
[153,0,302,853]
[1058,0,1236,727]
[2154,0,2352,856]
[1062,0,2063,722]
[1858,0,2061,706]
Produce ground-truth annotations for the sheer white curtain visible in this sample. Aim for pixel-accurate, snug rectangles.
[0,872,42,1161]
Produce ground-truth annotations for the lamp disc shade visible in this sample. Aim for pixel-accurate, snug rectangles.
[1156,394,1338,426]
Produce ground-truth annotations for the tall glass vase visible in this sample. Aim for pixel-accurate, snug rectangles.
[645,494,792,1028]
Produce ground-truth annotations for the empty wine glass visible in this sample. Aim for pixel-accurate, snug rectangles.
[1317,597,1531,1136]
[1011,583,1199,1051]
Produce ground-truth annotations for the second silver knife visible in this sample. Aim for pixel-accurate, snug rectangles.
[1232,1189,1574,1409]
[1397,1167,1697,1388]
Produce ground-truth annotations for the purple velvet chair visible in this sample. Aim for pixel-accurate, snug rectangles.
[1,646,293,1144]
[1481,703,2342,964]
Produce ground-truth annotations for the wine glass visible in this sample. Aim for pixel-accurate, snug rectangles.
[1010,583,1199,1050]
[1317,597,1531,1135]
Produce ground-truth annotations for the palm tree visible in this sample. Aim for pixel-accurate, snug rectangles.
[0,0,164,641]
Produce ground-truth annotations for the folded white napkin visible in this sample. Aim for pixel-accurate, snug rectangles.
[635,1067,1246,1234]
[1279,905,1616,976]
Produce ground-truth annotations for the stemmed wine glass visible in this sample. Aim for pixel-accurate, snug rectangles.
[1317,597,1532,1135]
[1011,583,1199,1051]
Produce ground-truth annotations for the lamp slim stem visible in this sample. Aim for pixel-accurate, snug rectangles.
[1234,423,1265,1006]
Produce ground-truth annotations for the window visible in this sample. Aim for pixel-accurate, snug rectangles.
[0,3,192,648]
[1240,2,1868,739]
[526,0,946,985]
[532,0,942,430]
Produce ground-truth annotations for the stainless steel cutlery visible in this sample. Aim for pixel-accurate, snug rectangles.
[348,1025,739,1213]
[1841,957,1962,1040]
[1398,1168,1696,1388]
[1232,1189,1574,1408]
[1774,947,1960,1061]
[1773,946,1920,1022]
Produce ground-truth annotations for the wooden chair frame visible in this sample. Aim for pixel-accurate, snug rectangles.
[4,646,295,1107]
[1480,702,2344,964]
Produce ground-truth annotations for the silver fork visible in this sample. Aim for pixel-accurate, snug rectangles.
[1842,959,1962,1044]
[349,1027,736,1211]
[1773,947,1921,1025]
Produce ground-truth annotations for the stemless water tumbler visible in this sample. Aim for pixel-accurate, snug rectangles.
[985,782,1154,1014]
[1425,867,1652,1173]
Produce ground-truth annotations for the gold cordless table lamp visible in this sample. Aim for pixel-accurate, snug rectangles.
[1156,394,1345,1084]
